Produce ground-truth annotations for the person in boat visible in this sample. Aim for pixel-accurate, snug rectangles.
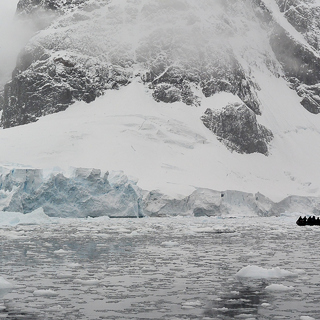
[297,216,304,225]
[297,216,307,226]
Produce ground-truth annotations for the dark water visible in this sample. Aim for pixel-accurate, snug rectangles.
[0,216,319,319]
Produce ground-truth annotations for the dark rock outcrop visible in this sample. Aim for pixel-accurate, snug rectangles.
[270,25,320,86]
[201,103,273,155]
[0,92,4,111]
[275,0,320,50]
[17,0,93,14]
[1,0,319,145]
[268,1,320,114]
[1,49,126,127]
[1,0,264,128]
[146,55,261,114]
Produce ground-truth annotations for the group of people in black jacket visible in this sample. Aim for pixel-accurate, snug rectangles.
[296,216,320,226]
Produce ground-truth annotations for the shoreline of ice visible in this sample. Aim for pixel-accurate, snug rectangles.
[0,166,319,219]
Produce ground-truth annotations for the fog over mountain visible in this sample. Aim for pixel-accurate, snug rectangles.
[0,0,320,217]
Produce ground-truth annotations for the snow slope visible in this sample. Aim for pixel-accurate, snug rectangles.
[0,73,319,203]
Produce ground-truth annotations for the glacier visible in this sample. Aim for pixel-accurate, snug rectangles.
[0,166,319,218]
[1,0,320,213]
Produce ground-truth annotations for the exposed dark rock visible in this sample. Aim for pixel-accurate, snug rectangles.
[268,1,320,113]
[296,83,320,114]
[300,95,320,114]
[252,0,273,24]
[144,53,261,113]
[2,0,264,127]
[270,25,320,85]
[0,92,4,111]
[3,0,320,128]
[1,45,132,128]
[201,103,273,155]
[201,67,262,115]
[275,0,320,50]
[152,83,182,104]
[17,0,90,14]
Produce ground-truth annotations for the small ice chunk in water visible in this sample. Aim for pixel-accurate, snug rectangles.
[66,262,82,268]
[73,279,100,286]
[236,265,296,279]
[33,289,59,297]
[265,284,294,292]
[0,277,13,289]
[181,300,202,308]
[54,249,69,254]
[293,269,306,275]
[161,241,179,247]
[0,276,13,298]
[300,317,316,320]
[261,303,271,307]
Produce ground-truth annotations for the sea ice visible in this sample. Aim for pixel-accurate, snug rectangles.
[236,265,296,279]
[0,216,319,319]
[0,277,13,290]
[161,241,179,247]
[0,207,53,226]
[265,284,295,292]
[33,289,59,297]
[73,279,100,286]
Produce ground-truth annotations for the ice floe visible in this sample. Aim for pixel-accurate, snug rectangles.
[236,265,297,279]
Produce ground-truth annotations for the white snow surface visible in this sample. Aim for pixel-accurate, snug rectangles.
[0,0,320,203]
[0,208,53,226]
[0,76,319,202]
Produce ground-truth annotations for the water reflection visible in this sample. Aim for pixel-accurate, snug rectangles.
[204,280,269,319]
[0,305,39,320]
[0,217,319,319]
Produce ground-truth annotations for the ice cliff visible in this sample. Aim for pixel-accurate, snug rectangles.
[0,167,319,218]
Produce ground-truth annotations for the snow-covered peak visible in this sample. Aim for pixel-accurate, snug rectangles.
[0,0,320,213]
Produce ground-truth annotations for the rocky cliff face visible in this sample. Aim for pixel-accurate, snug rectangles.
[201,103,273,155]
[270,0,320,114]
[1,0,320,155]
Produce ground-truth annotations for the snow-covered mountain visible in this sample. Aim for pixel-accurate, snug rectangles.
[0,0,320,217]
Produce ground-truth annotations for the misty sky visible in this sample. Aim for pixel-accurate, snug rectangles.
[0,0,20,87]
